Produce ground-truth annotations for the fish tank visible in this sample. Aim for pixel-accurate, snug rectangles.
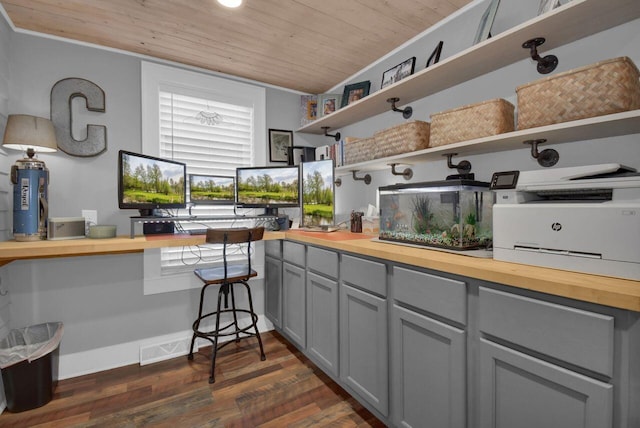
[378,179,494,250]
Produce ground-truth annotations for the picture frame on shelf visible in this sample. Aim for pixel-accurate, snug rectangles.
[299,95,317,127]
[538,0,562,15]
[426,41,444,68]
[268,128,293,163]
[340,81,371,108]
[381,57,416,89]
[474,0,500,44]
[317,93,342,118]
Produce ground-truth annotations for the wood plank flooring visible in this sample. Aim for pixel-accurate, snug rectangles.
[0,331,386,427]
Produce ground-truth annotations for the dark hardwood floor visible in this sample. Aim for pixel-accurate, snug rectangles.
[0,331,386,427]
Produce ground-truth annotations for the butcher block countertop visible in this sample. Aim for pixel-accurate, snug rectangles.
[0,230,638,311]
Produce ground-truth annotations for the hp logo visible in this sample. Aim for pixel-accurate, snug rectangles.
[551,222,562,231]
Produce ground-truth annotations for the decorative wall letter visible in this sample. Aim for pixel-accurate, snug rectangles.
[50,78,107,157]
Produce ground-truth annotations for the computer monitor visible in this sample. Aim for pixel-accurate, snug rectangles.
[301,159,335,227]
[118,150,187,216]
[235,165,300,216]
[188,174,235,205]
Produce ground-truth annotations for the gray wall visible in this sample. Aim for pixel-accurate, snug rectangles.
[0,0,639,379]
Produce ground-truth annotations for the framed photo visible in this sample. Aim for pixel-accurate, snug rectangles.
[426,41,444,68]
[340,81,371,108]
[538,0,562,15]
[268,129,293,163]
[299,95,317,127]
[317,93,342,118]
[474,0,500,44]
[381,57,416,89]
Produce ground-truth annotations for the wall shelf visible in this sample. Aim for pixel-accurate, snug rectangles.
[298,0,640,135]
[335,110,640,174]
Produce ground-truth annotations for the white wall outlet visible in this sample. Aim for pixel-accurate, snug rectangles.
[81,209,98,234]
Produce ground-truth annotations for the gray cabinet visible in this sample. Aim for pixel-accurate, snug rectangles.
[282,241,307,349]
[478,286,615,428]
[340,255,388,416]
[306,246,339,377]
[283,261,306,349]
[307,271,339,376]
[479,338,613,428]
[264,255,282,328]
[391,267,467,428]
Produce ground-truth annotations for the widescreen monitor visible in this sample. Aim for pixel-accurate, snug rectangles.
[118,150,187,216]
[189,174,235,205]
[235,165,300,215]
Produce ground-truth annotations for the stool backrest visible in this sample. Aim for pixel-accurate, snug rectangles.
[205,227,265,280]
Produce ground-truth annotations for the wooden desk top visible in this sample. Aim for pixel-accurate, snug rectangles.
[0,230,638,311]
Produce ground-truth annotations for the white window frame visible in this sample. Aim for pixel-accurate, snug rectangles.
[140,61,266,294]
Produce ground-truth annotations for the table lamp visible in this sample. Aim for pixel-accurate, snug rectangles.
[2,114,58,241]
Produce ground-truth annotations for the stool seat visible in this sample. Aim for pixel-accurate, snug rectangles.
[194,264,257,285]
[188,227,266,384]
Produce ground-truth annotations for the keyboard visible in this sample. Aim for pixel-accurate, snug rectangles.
[187,229,208,235]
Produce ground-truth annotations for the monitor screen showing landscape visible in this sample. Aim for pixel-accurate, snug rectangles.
[118,150,186,216]
[235,165,300,208]
[301,159,335,227]
[189,174,235,205]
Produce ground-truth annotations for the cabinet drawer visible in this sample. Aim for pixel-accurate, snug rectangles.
[307,246,338,279]
[393,267,467,325]
[479,287,614,377]
[265,239,282,258]
[283,241,305,267]
[341,254,386,297]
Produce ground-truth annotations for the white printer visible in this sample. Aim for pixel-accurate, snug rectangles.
[491,163,640,280]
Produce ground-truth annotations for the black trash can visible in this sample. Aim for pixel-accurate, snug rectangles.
[0,322,63,413]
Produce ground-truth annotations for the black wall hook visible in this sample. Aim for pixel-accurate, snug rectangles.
[522,37,558,74]
[444,153,472,174]
[322,126,341,142]
[387,97,413,119]
[351,170,372,185]
[524,139,559,167]
[389,163,413,180]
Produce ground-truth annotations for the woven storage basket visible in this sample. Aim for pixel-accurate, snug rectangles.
[372,120,430,159]
[516,56,640,130]
[344,136,375,165]
[429,99,515,147]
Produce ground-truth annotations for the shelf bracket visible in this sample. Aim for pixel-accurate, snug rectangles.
[322,126,341,142]
[444,153,472,174]
[524,139,559,167]
[386,97,413,119]
[351,170,372,185]
[522,37,558,74]
[389,163,413,180]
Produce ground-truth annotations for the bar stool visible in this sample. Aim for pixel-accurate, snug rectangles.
[188,227,266,383]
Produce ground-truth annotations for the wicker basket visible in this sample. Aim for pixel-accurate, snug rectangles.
[343,136,375,165]
[516,56,640,130]
[372,120,430,159]
[429,99,515,147]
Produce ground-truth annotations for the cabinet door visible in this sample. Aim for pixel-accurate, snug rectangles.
[479,339,613,428]
[283,262,306,348]
[392,305,466,428]
[264,255,282,329]
[340,283,388,416]
[306,271,339,376]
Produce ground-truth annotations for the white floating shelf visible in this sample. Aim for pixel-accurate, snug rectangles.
[299,0,640,135]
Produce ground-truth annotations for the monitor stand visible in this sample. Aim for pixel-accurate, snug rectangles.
[263,207,278,217]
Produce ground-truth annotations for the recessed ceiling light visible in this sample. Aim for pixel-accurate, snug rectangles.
[217,0,242,7]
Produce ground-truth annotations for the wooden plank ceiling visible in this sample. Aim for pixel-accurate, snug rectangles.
[1,0,471,94]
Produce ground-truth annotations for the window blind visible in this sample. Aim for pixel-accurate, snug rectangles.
[158,90,254,274]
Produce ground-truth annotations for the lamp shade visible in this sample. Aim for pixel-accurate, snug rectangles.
[2,114,58,153]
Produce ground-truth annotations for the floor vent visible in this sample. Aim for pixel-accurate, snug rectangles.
[139,336,193,366]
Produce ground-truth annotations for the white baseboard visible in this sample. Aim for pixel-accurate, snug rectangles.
[58,315,274,380]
